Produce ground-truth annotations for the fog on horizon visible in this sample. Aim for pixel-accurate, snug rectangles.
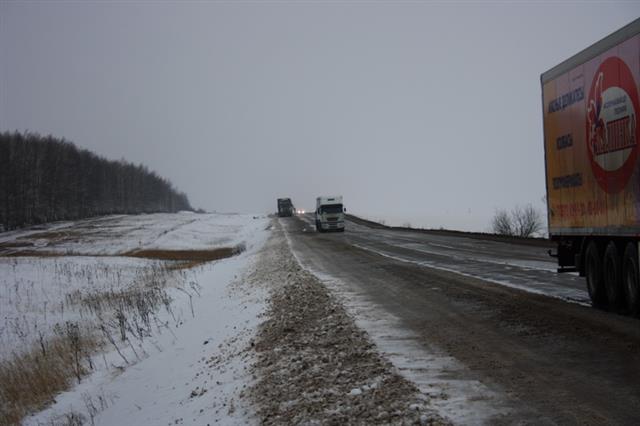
[2,2,639,231]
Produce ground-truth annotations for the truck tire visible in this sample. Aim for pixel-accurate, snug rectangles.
[603,241,623,311]
[622,242,640,316]
[585,241,606,308]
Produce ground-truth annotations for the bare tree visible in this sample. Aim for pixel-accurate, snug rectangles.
[491,209,513,236]
[492,204,543,238]
[512,204,543,237]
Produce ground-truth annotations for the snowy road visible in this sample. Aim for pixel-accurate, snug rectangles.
[301,214,588,305]
[284,214,640,424]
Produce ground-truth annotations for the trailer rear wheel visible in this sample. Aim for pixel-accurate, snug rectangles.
[622,243,640,316]
[585,241,606,308]
[603,241,623,311]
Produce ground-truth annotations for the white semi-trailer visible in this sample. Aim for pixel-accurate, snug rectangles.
[315,196,345,232]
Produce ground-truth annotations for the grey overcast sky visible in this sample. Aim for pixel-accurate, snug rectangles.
[1,1,639,231]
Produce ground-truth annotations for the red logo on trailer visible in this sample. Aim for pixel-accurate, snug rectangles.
[586,56,639,194]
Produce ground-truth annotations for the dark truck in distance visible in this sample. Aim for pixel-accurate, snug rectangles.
[277,198,294,217]
[542,18,640,315]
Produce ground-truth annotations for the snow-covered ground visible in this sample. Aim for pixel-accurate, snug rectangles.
[0,213,269,360]
[0,256,169,360]
[25,250,268,426]
[1,213,271,425]
[0,212,263,255]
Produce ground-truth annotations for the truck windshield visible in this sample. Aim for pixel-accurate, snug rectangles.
[320,204,343,214]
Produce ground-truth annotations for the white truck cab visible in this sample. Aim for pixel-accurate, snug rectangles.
[315,196,345,232]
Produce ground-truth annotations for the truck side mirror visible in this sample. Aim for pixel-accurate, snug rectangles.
[343,207,347,213]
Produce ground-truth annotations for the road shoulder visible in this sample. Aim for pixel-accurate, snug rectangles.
[249,221,448,425]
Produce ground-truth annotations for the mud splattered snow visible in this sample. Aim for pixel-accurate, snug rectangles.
[249,226,448,425]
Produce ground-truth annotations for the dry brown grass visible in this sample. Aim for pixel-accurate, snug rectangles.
[125,247,244,270]
[124,247,241,262]
[0,245,244,262]
[1,246,245,266]
[17,230,76,241]
[1,250,66,257]
[0,240,33,249]
[0,332,99,425]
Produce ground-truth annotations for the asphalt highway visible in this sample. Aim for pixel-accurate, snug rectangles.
[282,214,640,424]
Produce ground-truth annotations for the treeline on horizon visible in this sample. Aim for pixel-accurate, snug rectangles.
[0,131,192,231]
